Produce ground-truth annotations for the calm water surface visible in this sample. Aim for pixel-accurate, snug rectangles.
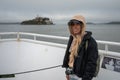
[0,24,120,50]
[0,24,120,42]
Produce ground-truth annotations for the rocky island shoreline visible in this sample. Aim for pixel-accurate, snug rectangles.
[21,16,53,25]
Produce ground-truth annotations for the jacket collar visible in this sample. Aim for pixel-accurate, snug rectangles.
[83,31,92,41]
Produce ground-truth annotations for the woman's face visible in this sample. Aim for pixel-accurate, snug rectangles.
[71,24,81,35]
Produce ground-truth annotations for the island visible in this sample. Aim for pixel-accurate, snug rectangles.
[21,16,53,25]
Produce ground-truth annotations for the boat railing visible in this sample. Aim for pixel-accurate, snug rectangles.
[0,32,120,58]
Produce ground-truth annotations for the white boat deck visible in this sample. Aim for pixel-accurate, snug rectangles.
[0,32,120,80]
[0,40,65,80]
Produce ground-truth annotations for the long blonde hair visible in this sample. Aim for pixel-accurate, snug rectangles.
[68,15,86,67]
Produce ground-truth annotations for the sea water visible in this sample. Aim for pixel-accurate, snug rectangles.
[0,23,120,51]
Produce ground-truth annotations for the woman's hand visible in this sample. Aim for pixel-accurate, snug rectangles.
[66,75,70,80]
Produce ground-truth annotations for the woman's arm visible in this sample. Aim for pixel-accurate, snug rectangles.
[82,37,98,80]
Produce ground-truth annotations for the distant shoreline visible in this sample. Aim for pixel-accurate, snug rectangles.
[105,21,120,24]
[87,21,120,25]
[0,22,20,25]
[0,21,120,25]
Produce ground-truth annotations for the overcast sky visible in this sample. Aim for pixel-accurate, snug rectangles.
[0,0,120,23]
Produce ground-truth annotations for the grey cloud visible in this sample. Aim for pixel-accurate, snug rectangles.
[0,0,120,23]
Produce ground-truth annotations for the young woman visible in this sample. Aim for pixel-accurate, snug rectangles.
[62,15,98,80]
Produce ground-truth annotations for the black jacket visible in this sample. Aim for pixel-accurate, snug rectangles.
[62,31,98,80]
